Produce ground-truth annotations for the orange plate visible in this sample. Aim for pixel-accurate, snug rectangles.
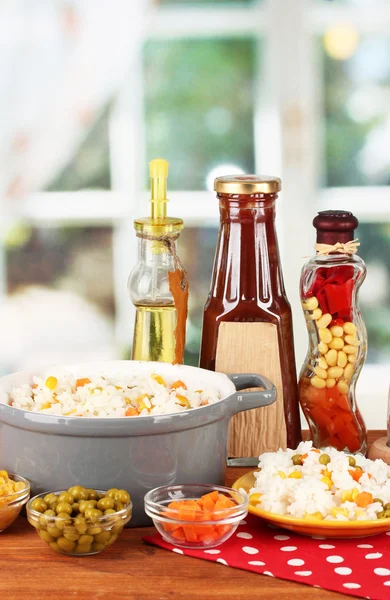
[232,470,390,539]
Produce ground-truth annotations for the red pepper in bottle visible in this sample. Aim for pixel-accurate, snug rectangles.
[298,210,368,455]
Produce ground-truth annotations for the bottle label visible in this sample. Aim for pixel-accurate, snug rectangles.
[215,322,287,457]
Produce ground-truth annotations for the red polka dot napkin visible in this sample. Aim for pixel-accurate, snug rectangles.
[143,514,390,599]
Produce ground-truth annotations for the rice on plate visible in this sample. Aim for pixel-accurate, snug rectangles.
[245,441,390,522]
[8,372,221,418]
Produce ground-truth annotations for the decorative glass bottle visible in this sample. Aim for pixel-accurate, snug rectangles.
[299,210,368,454]
[128,159,188,364]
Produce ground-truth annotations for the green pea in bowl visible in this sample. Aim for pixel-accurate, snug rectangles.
[26,486,132,556]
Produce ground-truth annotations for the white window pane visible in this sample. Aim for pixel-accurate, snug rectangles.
[322,33,390,186]
[143,38,257,190]
[45,107,111,191]
[358,222,390,364]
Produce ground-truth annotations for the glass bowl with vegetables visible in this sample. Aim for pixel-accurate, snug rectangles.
[27,485,132,555]
[0,471,30,532]
[144,484,248,549]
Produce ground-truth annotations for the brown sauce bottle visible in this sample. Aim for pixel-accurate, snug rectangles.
[200,175,301,460]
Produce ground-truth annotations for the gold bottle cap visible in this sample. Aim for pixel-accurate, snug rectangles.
[214,175,282,195]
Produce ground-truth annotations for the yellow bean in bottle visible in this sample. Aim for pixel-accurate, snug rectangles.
[325,349,337,367]
[316,313,332,329]
[337,380,349,394]
[326,378,336,388]
[318,357,328,370]
[327,366,343,379]
[343,322,357,335]
[318,342,328,355]
[314,367,327,380]
[343,363,354,381]
[337,350,348,368]
[344,344,358,355]
[302,296,318,311]
[310,376,326,389]
[310,308,322,321]
[345,334,359,347]
[329,325,344,338]
[328,337,344,350]
[319,328,332,344]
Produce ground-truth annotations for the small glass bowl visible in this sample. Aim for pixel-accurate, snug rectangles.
[27,489,132,556]
[144,484,248,549]
[0,473,30,533]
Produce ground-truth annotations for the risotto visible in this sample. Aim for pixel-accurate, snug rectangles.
[8,372,221,417]
[247,442,390,522]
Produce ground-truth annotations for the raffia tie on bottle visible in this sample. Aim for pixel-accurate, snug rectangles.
[136,231,188,291]
[315,238,360,256]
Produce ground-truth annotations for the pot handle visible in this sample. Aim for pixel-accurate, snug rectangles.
[227,373,277,416]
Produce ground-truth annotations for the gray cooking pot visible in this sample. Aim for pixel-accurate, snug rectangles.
[0,360,276,526]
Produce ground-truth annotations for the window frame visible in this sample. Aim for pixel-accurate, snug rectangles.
[5,0,390,428]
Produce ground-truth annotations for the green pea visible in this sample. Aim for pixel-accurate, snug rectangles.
[58,492,74,505]
[63,526,80,542]
[97,497,115,511]
[377,511,385,519]
[91,542,105,553]
[44,509,56,517]
[74,519,88,535]
[72,502,79,514]
[114,502,124,512]
[56,502,73,515]
[291,454,302,466]
[106,488,119,499]
[44,493,59,506]
[47,525,62,538]
[68,486,89,501]
[49,541,62,554]
[87,489,98,500]
[104,508,116,515]
[86,526,102,536]
[55,513,72,530]
[39,530,54,543]
[348,456,356,467]
[85,508,103,520]
[75,544,92,554]
[31,498,48,513]
[39,515,49,529]
[57,537,76,553]
[116,490,131,504]
[319,454,330,466]
[78,534,94,546]
[94,531,111,545]
[384,503,390,511]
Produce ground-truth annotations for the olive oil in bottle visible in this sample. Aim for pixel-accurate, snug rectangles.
[128,159,188,364]
[132,303,177,362]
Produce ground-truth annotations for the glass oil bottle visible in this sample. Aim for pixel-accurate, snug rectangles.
[128,159,188,364]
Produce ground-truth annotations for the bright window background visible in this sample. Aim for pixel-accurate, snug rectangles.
[3,0,389,428]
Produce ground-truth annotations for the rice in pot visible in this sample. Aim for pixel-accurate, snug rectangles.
[8,372,221,418]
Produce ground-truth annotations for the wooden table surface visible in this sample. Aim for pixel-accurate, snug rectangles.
[0,432,385,600]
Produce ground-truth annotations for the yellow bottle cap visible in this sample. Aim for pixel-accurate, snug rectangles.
[150,158,168,220]
[134,158,183,234]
